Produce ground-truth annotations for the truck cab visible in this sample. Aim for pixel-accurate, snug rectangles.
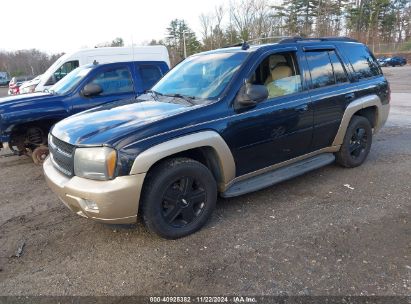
[0,60,169,163]
[34,46,170,92]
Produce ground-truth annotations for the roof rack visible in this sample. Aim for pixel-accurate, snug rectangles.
[222,41,250,50]
[223,36,293,49]
[279,36,358,43]
[222,36,358,50]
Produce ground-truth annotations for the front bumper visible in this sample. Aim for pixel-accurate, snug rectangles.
[43,157,146,224]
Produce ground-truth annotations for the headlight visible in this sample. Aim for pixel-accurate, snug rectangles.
[74,147,117,180]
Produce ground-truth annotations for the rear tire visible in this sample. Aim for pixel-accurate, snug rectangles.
[141,158,217,239]
[336,115,372,168]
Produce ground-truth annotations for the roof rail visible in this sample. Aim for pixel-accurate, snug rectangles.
[222,41,250,50]
[222,36,293,49]
[222,42,244,48]
[247,36,294,44]
[279,36,358,44]
[221,36,358,50]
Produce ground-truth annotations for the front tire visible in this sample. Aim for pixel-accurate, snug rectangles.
[141,158,217,239]
[32,146,49,165]
[336,115,372,168]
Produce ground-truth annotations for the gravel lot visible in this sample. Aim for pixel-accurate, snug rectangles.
[0,67,410,296]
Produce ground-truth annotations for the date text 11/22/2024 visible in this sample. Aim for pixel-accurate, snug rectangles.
[149,296,257,303]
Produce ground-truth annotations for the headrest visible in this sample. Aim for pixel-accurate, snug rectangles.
[271,63,292,81]
[269,55,287,69]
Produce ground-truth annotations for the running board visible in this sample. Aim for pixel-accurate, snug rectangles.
[222,153,335,198]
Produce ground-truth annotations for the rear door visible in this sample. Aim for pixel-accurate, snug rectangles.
[69,63,136,114]
[304,46,356,151]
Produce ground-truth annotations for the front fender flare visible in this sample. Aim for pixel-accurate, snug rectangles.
[129,130,236,188]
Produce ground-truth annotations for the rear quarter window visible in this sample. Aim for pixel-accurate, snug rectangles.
[338,44,381,79]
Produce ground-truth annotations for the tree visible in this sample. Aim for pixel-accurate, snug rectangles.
[199,5,227,50]
[165,19,201,65]
[149,0,411,61]
[111,37,124,47]
[0,49,63,77]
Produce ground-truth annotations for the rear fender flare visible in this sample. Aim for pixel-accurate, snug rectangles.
[332,94,388,146]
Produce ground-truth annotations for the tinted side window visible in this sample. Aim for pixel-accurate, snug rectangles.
[306,51,335,89]
[339,44,381,79]
[139,65,163,91]
[329,51,348,83]
[89,67,134,96]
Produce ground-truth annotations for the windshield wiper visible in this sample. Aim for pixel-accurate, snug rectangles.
[163,93,196,105]
[146,89,163,100]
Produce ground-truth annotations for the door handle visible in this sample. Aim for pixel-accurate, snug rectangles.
[296,104,309,112]
[345,93,355,101]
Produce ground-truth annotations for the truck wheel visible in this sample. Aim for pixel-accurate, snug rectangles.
[32,146,49,165]
[141,158,217,239]
[336,115,372,168]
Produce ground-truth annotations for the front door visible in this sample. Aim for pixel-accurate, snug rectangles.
[69,64,136,115]
[223,50,314,177]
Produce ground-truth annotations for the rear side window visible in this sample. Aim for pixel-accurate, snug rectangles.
[329,51,348,83]
[339,44,381,79]
[89,66,134,96]
[306,50,348,89]
[306,51,335,89]
[138,65,163,91]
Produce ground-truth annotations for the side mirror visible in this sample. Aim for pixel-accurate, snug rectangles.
[235,83,268,109]
[82,83,103,97]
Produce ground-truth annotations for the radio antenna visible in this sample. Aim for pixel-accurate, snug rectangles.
[131,35,135,62]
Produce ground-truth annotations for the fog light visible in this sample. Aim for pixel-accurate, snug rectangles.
[66,195,100,213]
[82,199,99,213]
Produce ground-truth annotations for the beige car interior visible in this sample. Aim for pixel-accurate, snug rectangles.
[264,55,293,85]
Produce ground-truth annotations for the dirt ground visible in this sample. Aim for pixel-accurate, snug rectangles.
[0,67,410,296]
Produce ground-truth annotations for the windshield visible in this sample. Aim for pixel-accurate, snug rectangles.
[50,66,92,95]
[152,52,248,100]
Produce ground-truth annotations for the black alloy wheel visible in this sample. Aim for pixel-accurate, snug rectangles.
[141,158,217,239]
[336,115,373,168]
[161,176,207,228]
[349,127,368,159]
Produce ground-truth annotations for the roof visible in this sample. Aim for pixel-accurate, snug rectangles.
[198,36,361,56]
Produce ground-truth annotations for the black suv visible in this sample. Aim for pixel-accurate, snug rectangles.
[44,37,390,239]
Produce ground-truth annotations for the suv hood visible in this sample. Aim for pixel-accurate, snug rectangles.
[51,98,195,146]
[0,93,61,117]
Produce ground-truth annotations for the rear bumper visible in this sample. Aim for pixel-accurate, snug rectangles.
[43,157,146,224]
[375,103,390,133]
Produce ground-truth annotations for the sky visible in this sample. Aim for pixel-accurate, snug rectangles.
[0,0,232,54]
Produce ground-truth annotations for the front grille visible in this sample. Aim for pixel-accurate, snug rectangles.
[49,135,75,176]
